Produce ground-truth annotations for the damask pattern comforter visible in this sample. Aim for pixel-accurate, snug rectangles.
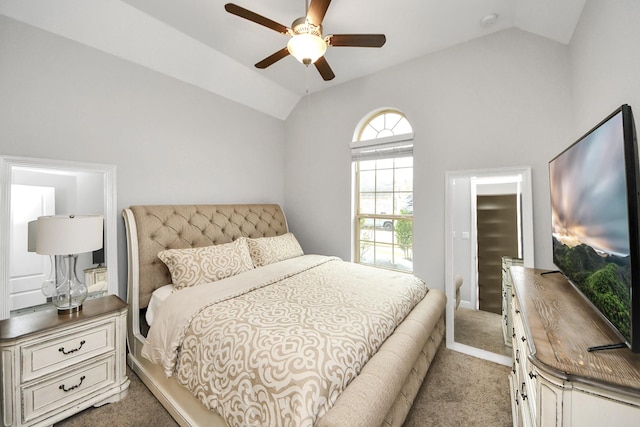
[142,255,428,427]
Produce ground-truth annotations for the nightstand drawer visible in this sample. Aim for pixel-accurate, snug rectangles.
[22,320,115,382]
[22,355,115,424]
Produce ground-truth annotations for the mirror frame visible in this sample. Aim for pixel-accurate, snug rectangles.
[0,156,118,320]
[444,166,535,366]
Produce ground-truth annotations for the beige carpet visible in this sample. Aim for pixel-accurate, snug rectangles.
[403,346,512,427]
[55,346,511,427]
[454,307,512,357]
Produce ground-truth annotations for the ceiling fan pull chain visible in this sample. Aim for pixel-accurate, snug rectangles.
[306,67,311,107]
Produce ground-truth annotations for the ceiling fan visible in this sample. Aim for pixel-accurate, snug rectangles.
[224,0,386,81]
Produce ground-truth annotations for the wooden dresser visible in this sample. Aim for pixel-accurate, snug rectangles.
[0,295,129,427]
[509,266,640,427]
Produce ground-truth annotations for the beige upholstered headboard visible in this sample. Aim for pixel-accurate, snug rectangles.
[123,204,288,309]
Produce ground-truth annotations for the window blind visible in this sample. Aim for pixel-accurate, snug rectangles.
[350,133,414,161]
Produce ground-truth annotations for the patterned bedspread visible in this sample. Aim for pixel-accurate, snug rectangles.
[142,255,428,427]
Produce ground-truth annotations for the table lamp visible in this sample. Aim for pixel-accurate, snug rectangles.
[35,214,103,314]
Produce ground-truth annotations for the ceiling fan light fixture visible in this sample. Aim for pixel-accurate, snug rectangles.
[224,2,384,80]
[287,33,327,65]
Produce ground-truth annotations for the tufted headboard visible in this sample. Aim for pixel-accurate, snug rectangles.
[123,204,288,309]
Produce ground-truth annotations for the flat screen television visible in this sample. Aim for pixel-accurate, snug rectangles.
[549,104,640,353]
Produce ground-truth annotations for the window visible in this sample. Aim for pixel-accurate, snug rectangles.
[352,110,414,272]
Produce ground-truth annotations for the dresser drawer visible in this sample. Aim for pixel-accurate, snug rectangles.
[22,355,115,424]
[22,320,115,382]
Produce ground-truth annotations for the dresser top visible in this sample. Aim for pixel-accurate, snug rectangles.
[511,266,640,395]
[0,295,127,341]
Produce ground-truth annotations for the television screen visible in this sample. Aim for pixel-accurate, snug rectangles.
[549,104,640,352]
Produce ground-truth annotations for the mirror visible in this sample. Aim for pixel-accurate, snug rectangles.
[0,156,117,320]
[445,166,534,365]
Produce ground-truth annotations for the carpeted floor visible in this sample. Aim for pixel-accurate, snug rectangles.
[454,307,512,357]
[403,345,512,426]
[55,345,511,427]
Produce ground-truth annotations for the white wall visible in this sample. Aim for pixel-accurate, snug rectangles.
[284,0,640,292]
[2,0,639,299]
[0,15,286,296]
[451,175,473,305]
[284,28,573,291]
[570,0,640,132]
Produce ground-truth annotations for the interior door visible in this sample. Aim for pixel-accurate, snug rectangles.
[10,184,55,311]
[476,194,518,314]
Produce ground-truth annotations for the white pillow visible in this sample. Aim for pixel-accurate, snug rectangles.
[145,284,174,326]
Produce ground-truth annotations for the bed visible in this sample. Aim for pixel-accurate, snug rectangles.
[123,204,445,427]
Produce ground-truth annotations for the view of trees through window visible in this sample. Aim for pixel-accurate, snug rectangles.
[354,110,413,273]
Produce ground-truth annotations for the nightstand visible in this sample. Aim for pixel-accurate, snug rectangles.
[0,295,130,427]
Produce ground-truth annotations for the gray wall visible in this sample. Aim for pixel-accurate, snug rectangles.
[284,0,640,292]
[0,15,286,296]
[570,1,640,131]
[284,28,573,291]
[285,0,640,289]
[2,0,640,298]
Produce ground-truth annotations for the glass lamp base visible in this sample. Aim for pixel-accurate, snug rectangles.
[54,255,88,315]
[57,304,83,315]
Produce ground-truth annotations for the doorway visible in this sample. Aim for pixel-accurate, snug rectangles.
[476,193,519,314]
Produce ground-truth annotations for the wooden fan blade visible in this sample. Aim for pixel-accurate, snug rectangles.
[314,56,335,81]
[307,0,331,26]
[225,3,288,34]
[328,34,386,48]
[255,48,290,69]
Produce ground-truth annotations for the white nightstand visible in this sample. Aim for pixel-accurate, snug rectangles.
[0,295,130,427]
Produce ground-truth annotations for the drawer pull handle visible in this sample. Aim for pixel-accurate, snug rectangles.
[59,375,86,392]
[59,340,86,355]
[521,382,527,400]
[521,336,527,342]
[529,371,537,379]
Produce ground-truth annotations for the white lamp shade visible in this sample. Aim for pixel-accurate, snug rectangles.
[287,33,327,64]
[36,215,103,255]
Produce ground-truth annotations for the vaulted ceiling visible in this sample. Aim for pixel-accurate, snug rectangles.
[0,0,586,119]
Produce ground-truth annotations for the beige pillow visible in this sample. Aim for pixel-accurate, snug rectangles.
[158,237,253,290]
[247,233,304,267]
